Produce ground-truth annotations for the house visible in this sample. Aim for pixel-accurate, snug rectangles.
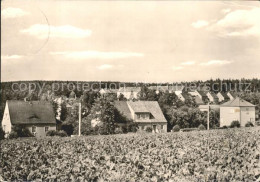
[194,95,205,105]
[148,85,185,95]
[220,97,255,127]
[227,91,237,100]
[189,90,208,102]
[114,101,167,133]
[99,88,118,98]
[206,92,219,104]
[1,100,56,138]
[217,92,229,103]
[177,92,190,102]
[117,87,141,100]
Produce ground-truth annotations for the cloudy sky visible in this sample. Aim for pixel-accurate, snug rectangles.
[1,1,260,82]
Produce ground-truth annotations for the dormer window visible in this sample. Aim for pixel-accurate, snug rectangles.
[136,113,150,120]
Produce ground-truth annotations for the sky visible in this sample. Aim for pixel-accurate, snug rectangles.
[1,1,260,83]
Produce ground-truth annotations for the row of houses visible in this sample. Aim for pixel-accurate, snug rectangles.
[1,96,257,138]
[100,86,239,105]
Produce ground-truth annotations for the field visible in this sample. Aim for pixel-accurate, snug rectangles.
[1,128,260,182]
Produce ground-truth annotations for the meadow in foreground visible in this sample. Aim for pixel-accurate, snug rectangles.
[1,127,260,181]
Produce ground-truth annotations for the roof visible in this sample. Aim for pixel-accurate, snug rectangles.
[228,91,237,98]
[181,92,191,100]
[148,85,184,92]
[207,92,218,99]
[128,101,167,123]
[114,101,132,119]
[197,90,207,97]
[221,97,255,107]
[118,87,141,92]
[7,100,56,125]
[218,92,229,99]
[114,101,167,123]
[194,96,204,105]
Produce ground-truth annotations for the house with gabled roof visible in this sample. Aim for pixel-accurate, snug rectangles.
[1,100,56,138]
[189,90,208,103]
[206,92,219,104]
[227,91,237,100]
[117,87,141,100]
[220,97,255,127]
[217,92,229,103]
[114,101,167,133]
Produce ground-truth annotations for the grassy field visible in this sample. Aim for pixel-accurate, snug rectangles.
[1,127,260,181]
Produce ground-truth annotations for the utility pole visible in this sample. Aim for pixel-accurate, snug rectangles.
[78,102,81,136]
[207,102,210,130]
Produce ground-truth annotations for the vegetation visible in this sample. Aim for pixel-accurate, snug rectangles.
[245,122,254,127]
[230,120,241,128]
[145,127,153,133]
[1,128,259,181]
[46,130,68,137]
[172,125,180,132]
[0,127,5,140]
[198,124,206,130]
[8,125,34,139]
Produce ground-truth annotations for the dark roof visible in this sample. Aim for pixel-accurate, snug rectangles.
[218,92,229,99]
[197,90,207,97]
[7,100,56,125]
[221,97,255,107]
[181,92,191,100]
[114,101,132,119]
[207,92,218,99]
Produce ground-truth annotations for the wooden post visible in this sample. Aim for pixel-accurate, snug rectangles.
[79,102,81,136]
[207,102,210,130]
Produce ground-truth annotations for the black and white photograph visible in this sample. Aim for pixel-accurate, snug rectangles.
[1,0,260,181]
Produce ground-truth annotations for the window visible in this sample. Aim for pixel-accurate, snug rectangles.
[141,126,144,130]
[32,126,36,133]
[161,125,164,130]
[45,126,49,132]
[137,114,141,119]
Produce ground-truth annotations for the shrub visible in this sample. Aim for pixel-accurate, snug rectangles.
[127,123,139,133]
[145,127,153,133]
[198,124,206,130]
[222,125,228,129]
[255,120,260,126]
[9,131,18,139]
[230,120,240,128]
[172,125,180,132]
[57,130,68,137]
[46,130,57,136]
[9,125,34,139]
[245,122,254,127]
[0,127,5,140]
[46,130,68,137]
[114,127,123,134]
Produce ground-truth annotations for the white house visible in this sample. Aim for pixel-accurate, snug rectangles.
[220,97,255,127]
[117,87,141,100]
[217,92,229,103]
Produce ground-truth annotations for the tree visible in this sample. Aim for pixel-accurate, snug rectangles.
[118,93,127,101]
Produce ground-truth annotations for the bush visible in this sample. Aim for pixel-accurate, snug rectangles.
[114,127,123,134]
[172,125,180,132]
[57,130,68,137]
[127,123,139,133]
[245,122,254,127]
[0,127,5,140]
[46,130,57,136]
[8,125,34,139]
[230,120,240,128]
[198,124,206,130]
[46,130,68,137]
[9,131,18,139]
[145,127,153,133]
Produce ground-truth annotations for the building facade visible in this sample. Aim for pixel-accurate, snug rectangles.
[220,98,255,127]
